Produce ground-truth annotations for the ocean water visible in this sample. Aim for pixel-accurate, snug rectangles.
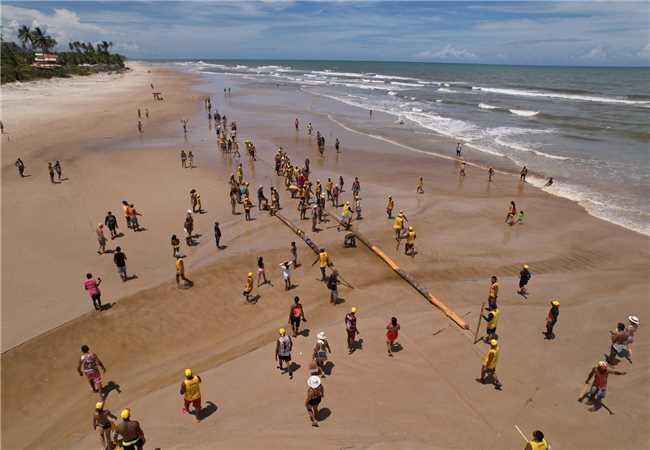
[169,59,650,235]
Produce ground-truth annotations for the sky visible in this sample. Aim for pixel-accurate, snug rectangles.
[1,1,649,66]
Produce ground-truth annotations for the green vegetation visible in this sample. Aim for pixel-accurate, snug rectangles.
[1,26,126,84]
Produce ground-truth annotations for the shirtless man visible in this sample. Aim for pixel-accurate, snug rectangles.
[113,409,145,450]
[93,402,116,450]
[77,345,106,398]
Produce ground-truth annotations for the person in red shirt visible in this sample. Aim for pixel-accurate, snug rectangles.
[578,361,625,410]
[288,296,306,337]
[386,317,400,357]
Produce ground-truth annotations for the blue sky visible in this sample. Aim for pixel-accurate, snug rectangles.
[2,1,649,66]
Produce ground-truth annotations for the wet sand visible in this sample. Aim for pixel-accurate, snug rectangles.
[1,67,648,450]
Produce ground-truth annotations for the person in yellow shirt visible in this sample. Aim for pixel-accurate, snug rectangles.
[312,249,329,281]
[315,180,322,198]
[482,303,499,342]
[236,163,244,184]
[488,275,499,308]
[386,196,394,219]
[243,195,252,221]
[326,178,333,201]
[180,368,202,422]
[525,430,548,450]
[341,202,352,230]
[416,177,424,194]
[176,257,192,288]
[393,210,406,240]
[479,339,502,389]
[243,272,254,302]
[405,226,416,256]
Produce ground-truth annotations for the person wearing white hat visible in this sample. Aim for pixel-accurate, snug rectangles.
[305,375,324,427]
[312,332,331,377]
[626,316,640,359]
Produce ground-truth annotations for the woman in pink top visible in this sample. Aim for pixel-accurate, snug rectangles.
[386,317,401,357]
[84,273,103,311]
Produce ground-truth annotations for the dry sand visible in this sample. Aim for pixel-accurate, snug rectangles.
[1,65,648,450]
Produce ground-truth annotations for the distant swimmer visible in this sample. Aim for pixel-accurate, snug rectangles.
[93,401,116,449]
[488,167,495,182]
[289,296,306,337]
[369,109,373,119]
[306,375,324,427]
[84,273,104,311]
[275,328,294,379]
[544,177,554,187]
[578,361,625,411]
[243,271,254,302]
[386,317,400,357]
[113,409,145,450]
[386,196,394,219]
[180,368,203,422]
[456,142,462,158]
[416,176,424,194]
[478,339,502,390]
[78,345,106,398]
[345,307,360,354]
[545,300,560,339]
[524,430,549,450]
[520,165,528,182]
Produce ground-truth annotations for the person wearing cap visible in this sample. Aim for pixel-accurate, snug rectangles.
[77,345,106,397]
[524,430,548,450]
[175,257,192,288]
[518,265,532,297]
[482,303,499,342]
[345,307,360,353]
[275,328,294,379]
[545,300,560,339]
[386,317,401,357]
[626,315,640,359]
[313,332,332,377]
[606,322,630,364]
[113,409,145,449]
[340,202,352,230]
[479,339,502,389]
[393,211,406,241]
[243,272,254,302]
[488,276,499,308]
[312,249,330,281]
[243,195,253,221]
[93,401,116,450]
[305,375,324,427]
[405,226,416,256]
[288,296,306,337]
[578,361,625,410]
[180,368,203,422]
[184,211,194,245]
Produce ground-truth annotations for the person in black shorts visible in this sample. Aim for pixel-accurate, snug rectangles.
[113,247,128,282]
[288,296,306,337]
[104,211,119,239]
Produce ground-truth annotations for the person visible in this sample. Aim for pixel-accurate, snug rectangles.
[335,138,340,153]
[626,315,640,359]
[184,211,194,245]
[0,120,4,134]
[306,375,324,427]
[137,108,141,119]
[53,160,62,181]
[518,264,531,296]
[275,328,294,379]
[607,322,630,364]
[488,167,494,182]
[488,275,499,308]
[257,186,269,211]
[482,303,499,342]
[243,272,254,302]
[524,430,548,450]
[544,177,554,187]
[345,307,359,353]
[505,201,517,225]
[188,151,194,168]
[520,165,528,182]
[578,361,625,410]
[15,158,25,177]
[545,300,560,339]
[127,204,142,232]
[327,270,340,304]
[386,196,394,219]
[313,248,329,281]
[113,409,145,450]
[84,273,104,311]
[104,211,119,239]
[416,177,424,194]
[113,247,128,282]
[456,142,462,157]
[137,119,143,133]
[354,195,362,220]
[145,108,149,119]
[243,195,252,221]
[290,241,298,267]
[257,256,269,287]
[96,224,107,254]
[280,260,294,290]
[48,162,55,183]
[78,345,106,397]
[313,332,331,377]
[517,210,525,224]
[214,222,222,249]
[181,150,187,168]
[459,162,466,176]
[93,401,116,450]
[176,257,192,288]
[169,234,181,258]
[307,122,313,135]
[479,339,502,389]
[393,211,405,241]
[340,201,352,230]
[295,118,299,130]
[339,175,345,192]
[180,368,202,422]
[405,226,416,256]
[386,317,400,357]
[369,109,373,118]
[287,296,306,337]
[122,201,131,229]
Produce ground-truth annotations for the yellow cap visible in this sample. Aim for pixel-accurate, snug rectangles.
[489,339,498,347]
[121,409,130,420]
[409,226,413,231]
[184,368,192,377]
[351,306,357,313]
[399,209,404,214]
[279,327,286,336]
[248,272,253,277]
[524,264,529,269]
[95,402,104,410]
[551,300,560,306]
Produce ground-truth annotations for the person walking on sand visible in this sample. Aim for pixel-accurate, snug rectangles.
[78,345,106,398]
[275,328,294,379]
[488,275,499,308]
[518,264,532,297]
[171,234,181,258]
[184,211,194,245]
[405,226,416,256]
[15,158,25,177]
[488,167,495,182]
[113,409,145,450]
[545,300,560,339]
[386,317,400,357]
[606,322,630,365]
[525,430,549,450]
[257,256,270,287]
[188,151,194,168]
[84,273,104,311]
[578,361,625,410]
[331,185,340,208]
[482,303,500,342]
[289,296,306,337]
[506,201,517,225]
[417,177,424,194]
[93,401,116,450]
[243,195,253,221]
[137,119,143,134]
[393,210,406,241]
[352,177,361,197]
[459,162,466,177]
[180,368,202,422]
[313,248,330,281]
[48,162,55,183]
[214,222,222,249]
[626,315,640,359]
[345,307,360,353]
[306,375,324,427]
[104,211,119,239]
[456,142,462,158]
[176,257,192,288]
[313,332,332,377]
[386,196,394,219]
[479,339,502,389]
[181,150,187,168]
[520,165,528,182]
[280,260,294,290]
[96,224,108,254]
[243,272,254,302]
[295,118,299,130]
[113,247,128,282]
[127,204,142,232]
[327,270,340,304]
[339,176,345,193]
[290,241,298,267]
[54,160,62,181]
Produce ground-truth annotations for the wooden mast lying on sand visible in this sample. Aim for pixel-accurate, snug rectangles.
[326,210,470,330]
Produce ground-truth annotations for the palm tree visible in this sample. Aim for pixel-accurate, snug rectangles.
[42,35,57,52]
[30,27,45,51]
[17,25,31,49]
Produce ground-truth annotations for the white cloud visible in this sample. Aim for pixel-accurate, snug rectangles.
[415,45,477,61]
[638,42,650,60]
[579,45,608,61]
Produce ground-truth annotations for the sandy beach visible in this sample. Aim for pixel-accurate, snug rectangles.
[1,63,648,450]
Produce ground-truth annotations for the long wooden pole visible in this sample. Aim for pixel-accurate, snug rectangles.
[473,303,485,344]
